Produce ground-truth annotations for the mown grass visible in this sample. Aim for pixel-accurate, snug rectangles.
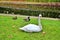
[0,0,59,2]
[0,15,60,40]
[26,0,60,2]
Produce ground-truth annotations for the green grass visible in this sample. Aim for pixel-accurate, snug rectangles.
[0,0,60,2]
[0,15,60,40]
[26,0,60,2]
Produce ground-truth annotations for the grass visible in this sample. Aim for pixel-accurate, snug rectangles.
[0,0,60,2]
[0,15,60,40]
[26,0,60,2]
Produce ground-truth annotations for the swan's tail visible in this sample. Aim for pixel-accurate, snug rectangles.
[19,27,25,31]
[19,28,23,30]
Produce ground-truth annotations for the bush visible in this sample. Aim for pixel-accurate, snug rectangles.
[0,7,60,18]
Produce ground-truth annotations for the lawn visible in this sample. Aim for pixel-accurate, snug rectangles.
[26,0,60,2]
[0,15,60,40]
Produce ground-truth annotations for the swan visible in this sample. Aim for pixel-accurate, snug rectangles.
[19,14,42,32]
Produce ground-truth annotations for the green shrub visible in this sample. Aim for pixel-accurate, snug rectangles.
[0,7,60,18]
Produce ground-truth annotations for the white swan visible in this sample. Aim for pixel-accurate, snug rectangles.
[19,14,42,32]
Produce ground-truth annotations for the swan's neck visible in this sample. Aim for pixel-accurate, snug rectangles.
[38,16,42,29]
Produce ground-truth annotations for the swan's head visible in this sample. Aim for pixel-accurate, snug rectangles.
[39,14,42,17]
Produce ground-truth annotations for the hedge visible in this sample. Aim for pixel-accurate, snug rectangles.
[0,7,60,18]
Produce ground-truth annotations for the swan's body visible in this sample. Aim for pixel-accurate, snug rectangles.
[20,24,42,32]
[19,14,42,32]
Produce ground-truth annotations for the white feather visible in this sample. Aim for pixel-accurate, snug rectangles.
[19,14,42,32]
